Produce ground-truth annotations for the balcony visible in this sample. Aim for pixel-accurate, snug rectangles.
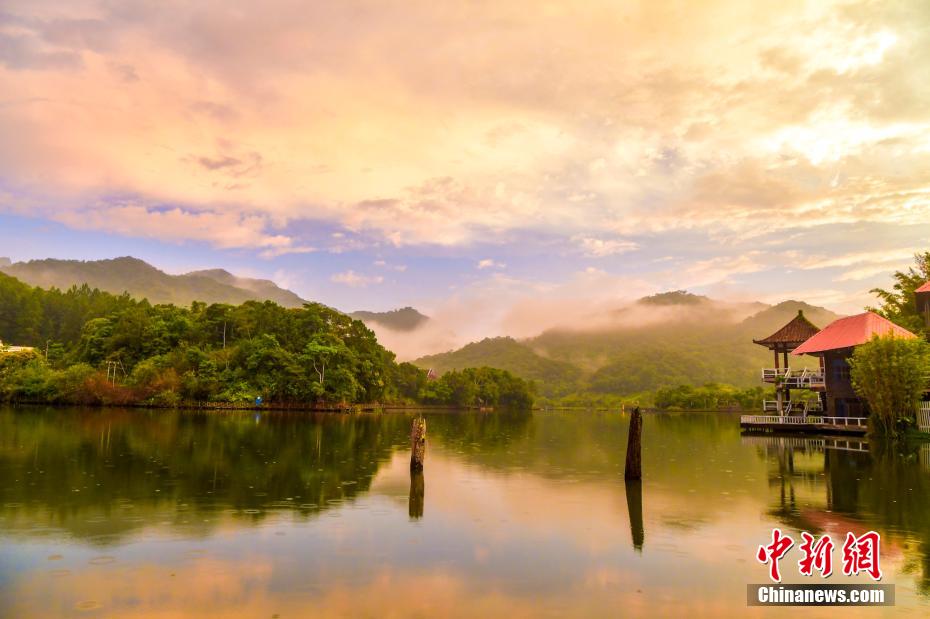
[761,368,825,389]
[762,399,823,416]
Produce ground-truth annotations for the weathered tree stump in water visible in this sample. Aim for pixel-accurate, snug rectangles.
[410,417,426,472]
[409,469,424,519]
[624,407,642,480]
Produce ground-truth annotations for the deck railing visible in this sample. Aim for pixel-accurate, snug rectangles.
[762,400,823,414]
[761,368,825,388]
[741,415,867,428]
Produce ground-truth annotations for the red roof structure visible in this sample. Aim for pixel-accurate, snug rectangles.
[792,312,917,355]
[917,281,930,294]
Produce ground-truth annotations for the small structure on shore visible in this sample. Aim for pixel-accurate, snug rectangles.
[743,309,919,435]
[753,310,822,417]
[0,340,35,354]
[791,311,917,418]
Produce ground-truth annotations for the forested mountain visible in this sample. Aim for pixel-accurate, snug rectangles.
[0,257,306,307]
[415,298,841,399]
[417,337,583,397]
[0,272,532,408]
[350,307,429,331]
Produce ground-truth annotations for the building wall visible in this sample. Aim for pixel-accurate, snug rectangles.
[822,349,867,417]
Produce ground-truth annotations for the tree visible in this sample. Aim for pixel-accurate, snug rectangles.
[870,251,930,337]
[850,334,930,437]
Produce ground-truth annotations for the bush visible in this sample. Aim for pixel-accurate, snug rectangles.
[850,334,930,437]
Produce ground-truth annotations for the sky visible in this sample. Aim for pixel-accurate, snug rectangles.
[1,0,929,325]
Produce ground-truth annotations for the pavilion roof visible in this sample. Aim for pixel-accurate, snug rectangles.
[916,281,930,294]
[792,312,917,355]
[753,310,821,350]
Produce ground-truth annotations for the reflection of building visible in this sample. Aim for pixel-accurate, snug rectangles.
[792,312,917,418]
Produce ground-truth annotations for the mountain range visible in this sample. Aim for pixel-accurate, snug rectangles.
[0,256,306,308]
[0,256,844,399]
[349,307,429,331]
[414,295,841,398]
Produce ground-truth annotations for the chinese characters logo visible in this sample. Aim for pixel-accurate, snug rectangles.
[756,528,882,582]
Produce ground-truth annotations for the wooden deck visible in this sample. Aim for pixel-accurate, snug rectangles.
[740,414,867,436]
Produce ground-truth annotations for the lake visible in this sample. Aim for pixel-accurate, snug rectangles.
[1,406,929,617]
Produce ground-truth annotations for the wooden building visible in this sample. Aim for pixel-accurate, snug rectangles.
[917,281,930,331]
[753,310,822,416]
[791,312,917,418]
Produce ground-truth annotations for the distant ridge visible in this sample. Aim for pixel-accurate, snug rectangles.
[414,296,843,398]
[0,256,307,307]
[350,307,429,331]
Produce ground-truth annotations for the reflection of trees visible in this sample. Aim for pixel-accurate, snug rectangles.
[0,407,411,543]
[757,436,930,596]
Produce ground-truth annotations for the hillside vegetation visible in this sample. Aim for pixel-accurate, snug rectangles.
[0,257,306,307]
[415,298,840,404]
[0,272,532,408]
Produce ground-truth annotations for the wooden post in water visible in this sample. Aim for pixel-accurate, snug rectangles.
[624,407,642,480]
[409,469,424,519]
[410,417,426,472]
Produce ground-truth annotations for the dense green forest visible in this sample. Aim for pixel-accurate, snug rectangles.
[0,272,532,408]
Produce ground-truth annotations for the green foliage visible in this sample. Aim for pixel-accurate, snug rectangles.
[653,383,770,410]
[0,256,306,307]
[416,337,582,398]
[0,272,405,406]
[870,251,930,337]
[421,367,534,409]
[850,334,930,437]
[415,301,836,401]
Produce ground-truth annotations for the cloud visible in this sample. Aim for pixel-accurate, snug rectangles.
[0,0,928,316]
[52,203,314,256]
[476,258,505,270]
[373,259,407,272]
[573,235,639,257]
[330,270,383,288]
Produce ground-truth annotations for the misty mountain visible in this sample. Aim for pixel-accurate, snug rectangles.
[0,257,307,307]
[414,296,842,399]
[350,307,429,331]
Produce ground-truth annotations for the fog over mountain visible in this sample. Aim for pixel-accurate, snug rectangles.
[413,298,842,397]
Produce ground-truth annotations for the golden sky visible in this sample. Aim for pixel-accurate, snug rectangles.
[1,0,928,315]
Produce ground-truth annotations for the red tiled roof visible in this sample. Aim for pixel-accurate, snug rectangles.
[753,310,820,349]
[917,281,930,294]
[792,312,917,355]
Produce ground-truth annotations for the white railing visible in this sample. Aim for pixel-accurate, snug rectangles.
[761,368,825,388]
[818,417,868,427]
[918,402,930,432]
[762,400,823,415]
[741,415,867,428]
[741,415,823,425]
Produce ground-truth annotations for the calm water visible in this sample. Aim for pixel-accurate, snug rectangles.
[1,407,930,618]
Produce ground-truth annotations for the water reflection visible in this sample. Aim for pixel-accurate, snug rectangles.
[0,407,929,617]
[409,469,424,520]
[625,480,644,552]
